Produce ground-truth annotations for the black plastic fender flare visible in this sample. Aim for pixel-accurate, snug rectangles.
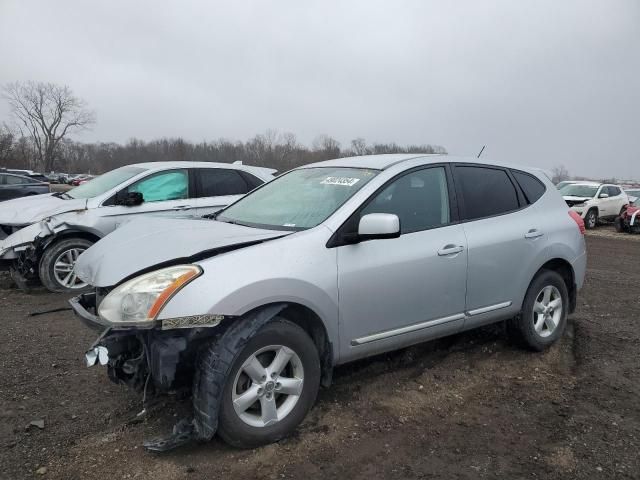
[191,303,288,441]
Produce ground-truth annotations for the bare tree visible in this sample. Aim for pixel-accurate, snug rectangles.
[350,137,369,156]
[551,165,570,184]
[2,81,95,172]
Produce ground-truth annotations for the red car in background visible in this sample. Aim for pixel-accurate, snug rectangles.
[616,193,640,234]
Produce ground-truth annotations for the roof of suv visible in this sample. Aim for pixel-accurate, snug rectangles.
[302,154,548,178]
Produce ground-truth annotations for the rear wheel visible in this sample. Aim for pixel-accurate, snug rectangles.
[38,237,94,292]
[507,270,569,351]
[584,209,598,229]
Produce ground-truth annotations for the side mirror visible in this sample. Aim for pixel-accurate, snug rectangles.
[357,213,400,241]
[598,193,609,199]
[116,191,144,206]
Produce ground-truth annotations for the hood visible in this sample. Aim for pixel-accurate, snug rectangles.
[75,217,290,286]
[0,193,88,225]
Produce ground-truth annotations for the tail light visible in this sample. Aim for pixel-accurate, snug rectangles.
[569,210,585,235]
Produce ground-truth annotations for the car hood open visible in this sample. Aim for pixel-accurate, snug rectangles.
[0,193,87,225]
[74,217,290,286]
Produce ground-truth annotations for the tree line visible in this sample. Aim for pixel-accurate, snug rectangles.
[0,81,446,174]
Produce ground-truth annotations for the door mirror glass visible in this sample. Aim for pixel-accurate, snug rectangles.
[116,191,144,206]
[358,213,400,241]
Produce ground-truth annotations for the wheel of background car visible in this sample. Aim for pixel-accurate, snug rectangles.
[38,237,94,293]
[585,209,598,229]
[200,318,320,448]
[507,270,569,351]
[614,217,624,233]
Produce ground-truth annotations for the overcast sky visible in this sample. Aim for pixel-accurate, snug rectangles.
[1,1,638,179]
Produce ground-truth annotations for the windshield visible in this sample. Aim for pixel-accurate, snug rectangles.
[218,167,378,230]
[560,184,598,198]
[67,166,146,199]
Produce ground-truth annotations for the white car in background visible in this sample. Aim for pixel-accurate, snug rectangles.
[560,182,628,229]
[0,161,275,292]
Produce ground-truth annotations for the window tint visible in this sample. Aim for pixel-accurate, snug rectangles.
[239,171,265,190]
[361,167,450,234]
[127,169,188,202]
[607,186,621,196]
[456,166,519,220]
[198,168,250,196]
[512,170,546,204]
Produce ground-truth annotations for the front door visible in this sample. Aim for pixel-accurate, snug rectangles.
[96,168,194,234]
[336,166,467,362]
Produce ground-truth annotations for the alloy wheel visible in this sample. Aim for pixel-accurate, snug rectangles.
[533,285,563,338]
[231,345,304,428]
[53,248,87,289]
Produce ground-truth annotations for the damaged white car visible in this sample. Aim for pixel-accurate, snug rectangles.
[0,161,275,292]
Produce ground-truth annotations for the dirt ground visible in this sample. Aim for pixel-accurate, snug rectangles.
[1,227,638,480]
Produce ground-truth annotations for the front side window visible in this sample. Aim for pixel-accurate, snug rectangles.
[68,166,146,199]
[607,186,621,196]
[197,168,250,197]
[361,167,451,233]
[127,169,188,203]
[4,174,29,185]
[455,166,519,220]
[218,167,378,230]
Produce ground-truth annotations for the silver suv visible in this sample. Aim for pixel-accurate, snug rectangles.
[70,154,587,450]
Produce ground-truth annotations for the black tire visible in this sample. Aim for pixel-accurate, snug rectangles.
[197,318,320,448]
[584,209,598,229]
[38,237,94,293]
[507,270,569,351]
[614,217,624,233]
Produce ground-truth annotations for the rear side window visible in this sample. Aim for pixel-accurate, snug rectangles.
[239,171,265,190]
[455,166,520,220]
[512,170,546,204]
[197,168,250,196]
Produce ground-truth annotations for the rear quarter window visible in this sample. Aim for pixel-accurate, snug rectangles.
[512,170,546,204]
[455,165,520,220]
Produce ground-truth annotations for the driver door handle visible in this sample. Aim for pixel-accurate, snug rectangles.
[173,205,192,211]
[437,244,464,256]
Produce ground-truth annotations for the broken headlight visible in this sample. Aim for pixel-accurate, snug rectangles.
[98,265,202,326]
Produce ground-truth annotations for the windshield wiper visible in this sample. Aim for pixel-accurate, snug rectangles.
[53,192,73,200]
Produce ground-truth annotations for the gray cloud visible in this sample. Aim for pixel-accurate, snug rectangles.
[1,0,638,179]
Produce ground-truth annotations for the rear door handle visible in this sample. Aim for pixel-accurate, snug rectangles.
[437,244,464,256]
[173,205,192,211]
[524,229,544,239]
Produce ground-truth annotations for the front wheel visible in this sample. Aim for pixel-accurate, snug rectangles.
[38,237,94,292]
[215,319,320,448]
[584,209,598,229]
[507,270,569,351]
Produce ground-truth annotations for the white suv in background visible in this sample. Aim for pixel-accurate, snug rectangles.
[560,182,629,229]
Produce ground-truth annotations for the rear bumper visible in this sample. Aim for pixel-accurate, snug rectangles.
[69,293,111,331]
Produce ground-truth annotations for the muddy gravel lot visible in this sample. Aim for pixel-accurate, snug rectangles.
[1,228,639,479]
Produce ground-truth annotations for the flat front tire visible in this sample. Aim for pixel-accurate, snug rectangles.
[208,318,320,448]
[508,270,569,351]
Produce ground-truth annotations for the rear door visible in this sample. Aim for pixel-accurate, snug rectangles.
[453,164,547,329]
[97,168,193,233]
[193,168,261,217]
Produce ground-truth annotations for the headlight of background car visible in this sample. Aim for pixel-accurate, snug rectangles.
[98,265,202,326]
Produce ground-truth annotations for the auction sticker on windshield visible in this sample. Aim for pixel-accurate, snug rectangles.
[321,176,361,186]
